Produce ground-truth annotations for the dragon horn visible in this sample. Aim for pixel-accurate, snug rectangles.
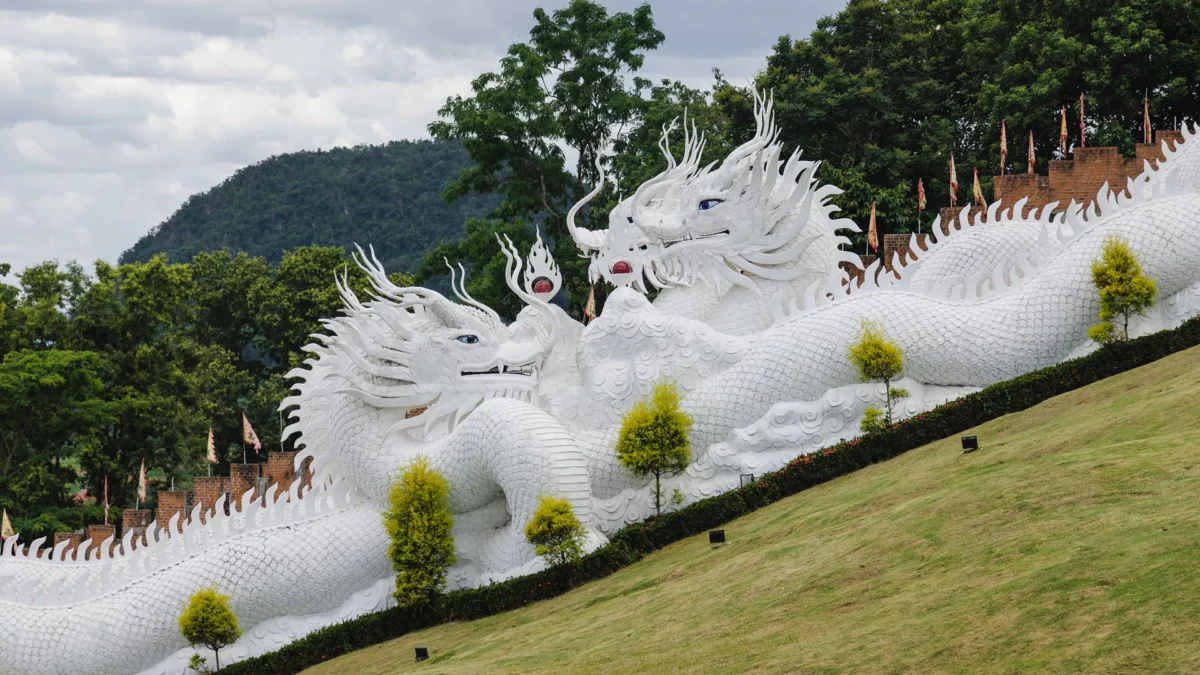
[566,152,607,252]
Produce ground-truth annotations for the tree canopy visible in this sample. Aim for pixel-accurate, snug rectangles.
[719,0,1200,245]
[0,247,410,542]
[426,0,668,318]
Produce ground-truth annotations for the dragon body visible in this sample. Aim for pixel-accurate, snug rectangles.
[4,96,1200,674]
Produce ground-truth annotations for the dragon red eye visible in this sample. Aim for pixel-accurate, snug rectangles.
[611,260,632,275]
[533,279,553,294]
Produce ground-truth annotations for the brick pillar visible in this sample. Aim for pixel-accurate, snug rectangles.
[993,173,1052,212]
[882,233,930,273]
[85,524,116,558]
[193,476,232,522]
[121,509,152,551]
[264,451,298,495]
[156,490,191,533]
[52,531,84,560]
[229,463,260,511]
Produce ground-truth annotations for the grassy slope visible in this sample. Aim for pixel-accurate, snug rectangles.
[309,346,1200,674]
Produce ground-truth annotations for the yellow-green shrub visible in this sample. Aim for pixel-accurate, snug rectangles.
[383,456,456,609]
[1089,235,1157,343]
[179,587,241,671]
[524,494,586,567]
[615,381,693,516]
[848,320,907,425]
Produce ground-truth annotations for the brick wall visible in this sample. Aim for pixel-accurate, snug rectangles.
[264,451,297,494]
[842,255,876,286]
[193,476,232,522]
[262,451,314,497]
[882,233,931,273]
[993,130,1182,213]
[85,524,116,558]
[52,531,83,560]
[156,490,192,533]
[121,509,152,550]
[230,463,260,511]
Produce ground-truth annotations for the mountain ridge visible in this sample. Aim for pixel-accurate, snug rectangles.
[120,139,496,273]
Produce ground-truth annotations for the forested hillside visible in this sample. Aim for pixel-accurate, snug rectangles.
[120,140,497,273]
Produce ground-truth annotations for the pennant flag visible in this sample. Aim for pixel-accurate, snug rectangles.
[1144,94,1152,144]
[584,285,596,324]
[972,167,987,208]
[1079,92,1086,148]
[1028,130,1036,174]
[917,178,926,212]
[948,153,959,207]
[207,427,218,464]
[103,476,109,527]
[1000,119,1008,174]
[242,413,262,452]
[137,459,147,504]
[1,508,13,539]
[1060,106,1068,155]
[867,202,879,253]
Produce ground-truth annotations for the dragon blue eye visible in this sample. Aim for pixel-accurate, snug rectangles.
[699,199,724,211]
[456,335,479,344]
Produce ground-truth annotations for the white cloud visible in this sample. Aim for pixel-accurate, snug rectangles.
[0,0,842,276]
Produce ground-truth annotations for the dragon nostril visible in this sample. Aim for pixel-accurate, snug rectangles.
[611,260,632,275]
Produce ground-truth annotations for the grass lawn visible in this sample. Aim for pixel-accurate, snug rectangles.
[308,346,1200,674]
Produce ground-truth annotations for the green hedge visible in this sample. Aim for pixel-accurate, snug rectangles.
[223,317,1200,674]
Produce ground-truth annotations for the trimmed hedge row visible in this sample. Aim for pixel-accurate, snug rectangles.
[223,317,1200,674]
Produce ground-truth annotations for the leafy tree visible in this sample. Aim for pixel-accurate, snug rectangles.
[0,349,110,503]
[383,456,456,609]
[615,381,693,517]
[427,0,665,317]
[1088,235,1157,343]
[721,0,1200,247]
[179,587,241,671]
[848,320,908,428]
[524,494,586,567]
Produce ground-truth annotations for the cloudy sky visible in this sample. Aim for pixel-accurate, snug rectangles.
[0,0,843,275]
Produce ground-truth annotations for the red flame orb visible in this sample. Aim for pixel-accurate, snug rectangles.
[610,260,633,275]
[532,278,553,294]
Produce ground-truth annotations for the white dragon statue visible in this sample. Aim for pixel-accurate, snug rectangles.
[4,93,1200,674]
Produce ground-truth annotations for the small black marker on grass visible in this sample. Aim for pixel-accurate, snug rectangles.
[415,647,429,662]
[709,529,725,549]
[961,435,979,453]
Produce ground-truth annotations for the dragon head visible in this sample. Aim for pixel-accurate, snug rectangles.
[569,91,857,296]
[317,246,552,440]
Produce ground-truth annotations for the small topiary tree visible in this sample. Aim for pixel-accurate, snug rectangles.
[615,380,693,517]
[1089,235,1157,343]
[179,587,241,672]
[524,494,586,567]
[383,455,456,610]
[848,320,909,429]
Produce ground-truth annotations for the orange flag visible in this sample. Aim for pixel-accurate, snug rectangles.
[137,460,147,504]
[1060,106,1068,155]
[1,508,13,539]
[207,427,218,464]
[972,167,987,208]
[1144,94,1151,144]
[917,178,926,212]
[948,153,959,207]
[1028,130,1035,174]
[583,285,596,324]
[103,476,109,527]
[242,413,262,451]
[1000,119,1008,174]
[867,202,879,253]
[1079,92,1086,148]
